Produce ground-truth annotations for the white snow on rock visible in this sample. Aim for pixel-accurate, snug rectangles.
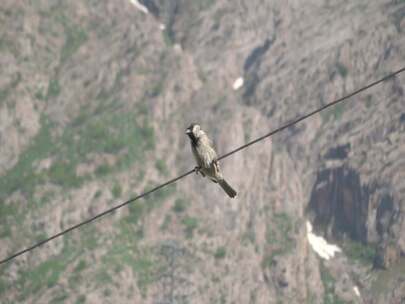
[129,0,149,14]
[306,221,341,260]
[173,43,183,53]
[232,77,244,90]
[353,286,361,297]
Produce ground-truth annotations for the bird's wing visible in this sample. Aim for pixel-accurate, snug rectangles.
[213,160,222,176]
[197,135,218,167]
[201,146,217,168]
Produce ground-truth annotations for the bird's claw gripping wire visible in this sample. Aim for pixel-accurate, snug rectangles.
[194,166,205,177]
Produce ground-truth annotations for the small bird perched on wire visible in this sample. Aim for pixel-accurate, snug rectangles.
[186,123,237,198]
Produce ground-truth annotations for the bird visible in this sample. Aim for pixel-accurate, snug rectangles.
[185,123,237,198]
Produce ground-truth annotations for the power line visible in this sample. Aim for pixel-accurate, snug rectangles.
[0,168,195,265]
[1,66,404,265]
[218,67,405,160]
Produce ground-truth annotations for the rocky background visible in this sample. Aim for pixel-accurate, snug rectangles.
[0,0,404,303]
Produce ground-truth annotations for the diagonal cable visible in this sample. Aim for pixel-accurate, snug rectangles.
[218,67,405,160]
[0,66,404,265]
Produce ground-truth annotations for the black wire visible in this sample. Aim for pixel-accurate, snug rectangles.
[218,66,405,160]
[0,66,404,265]
[0,168,196,265]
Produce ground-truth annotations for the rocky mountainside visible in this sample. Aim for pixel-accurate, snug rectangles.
[0,0,404,303]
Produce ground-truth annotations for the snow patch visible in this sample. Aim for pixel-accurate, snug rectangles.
[353,286,361,297]
[173,43,183,53]
[306,221,341,260]
[129,0,149,14]
[233,77,244,90]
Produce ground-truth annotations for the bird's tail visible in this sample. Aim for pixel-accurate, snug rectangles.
[218,179,237,198]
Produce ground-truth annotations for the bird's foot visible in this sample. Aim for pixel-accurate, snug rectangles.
[194,166,205,177]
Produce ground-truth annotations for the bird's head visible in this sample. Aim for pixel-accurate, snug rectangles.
[186,123,203,142]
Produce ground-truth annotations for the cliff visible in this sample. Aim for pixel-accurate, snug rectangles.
[0,0,404,303]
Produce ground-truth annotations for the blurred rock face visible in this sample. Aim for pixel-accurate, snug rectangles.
[0,0,404,303]
[308,166,369,242]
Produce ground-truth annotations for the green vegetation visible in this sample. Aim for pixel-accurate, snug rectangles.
[38,5,88,63]
[0,108,155,198]
[64,111,154,160]
[132,257,154,295]
[0,203,19,238]
[60,21,88,63]
[266,213,293,245]
[0,111,105,197]
[103,288,112,297]
[343,239,376,265]
[149,77,165,97]
[333,104,344,120]
[320,263,348,304]
[96,181,175,295]
[51,294,69,304]
[365,95,373,108]
[125,184,171,227]
[76,294,86,304]
[111,182,122,198]
[1,109,134,196]
[34,231,48,243]
[95,164,112,176]
[241,224,256,246]
[101,220,155,297]
[172,198,187,213]
[336,62,348,78]
[0,107,157,298]
[0,72,21,105]
[125,183,173,232]
[125,184,175,226]
[94,268,113,285]
[321,103,345,122]
[155,159,169,176]
[182,216,198,238]
[0,86,10,104]
[306,293,317,304]
[0,278,7,297]
[214,246,226,260]
[79,226,100,251]
[0,118,53,198]
[193,0,216,11]
[0,8,163,304]
[74,260,87,273]
[263,213,295,267]
[16,240,77,301]
[160,214,172,231]
[371,259,405,298]
[392,6,405,32]
[93,190,102,199]
[48,161,82,188]
[47,79,61,98]
[0,110,132,198]
[50,290,69,304]
[127,201,145,225]
[0,36,16,54]
[219,292,227,304]
[67,257,87,289]
[162,30,174,46]
[143,184,176,209]
[35,88,46,101]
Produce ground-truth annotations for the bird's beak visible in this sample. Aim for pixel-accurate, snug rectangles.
[185,129,191,134]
